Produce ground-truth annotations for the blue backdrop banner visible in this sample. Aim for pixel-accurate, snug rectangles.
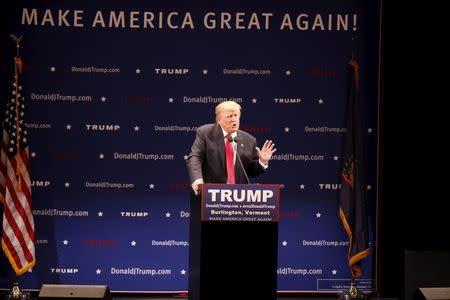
[0,0,380,294]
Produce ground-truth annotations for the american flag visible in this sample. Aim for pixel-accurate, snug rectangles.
[0,56,35,275]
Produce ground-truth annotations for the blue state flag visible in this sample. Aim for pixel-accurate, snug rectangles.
[339,58,369,279]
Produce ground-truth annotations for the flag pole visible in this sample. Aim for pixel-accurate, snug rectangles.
[5,281,31,300]
[4,33,32,300]
[340,279,368,300]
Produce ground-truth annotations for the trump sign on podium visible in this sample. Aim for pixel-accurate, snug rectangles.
[201,184,280,222]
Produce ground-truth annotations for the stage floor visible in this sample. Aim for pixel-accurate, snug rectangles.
[112,295,397,300]
[0,291,396,300]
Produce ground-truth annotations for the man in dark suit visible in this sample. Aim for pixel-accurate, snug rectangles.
[186,101,276,195]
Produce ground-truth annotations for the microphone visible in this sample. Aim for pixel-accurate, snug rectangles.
[227,136,251,184]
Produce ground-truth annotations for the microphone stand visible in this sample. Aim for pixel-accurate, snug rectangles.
[229,137,251,184]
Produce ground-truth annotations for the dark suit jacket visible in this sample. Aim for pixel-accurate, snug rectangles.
[186,123,266,184]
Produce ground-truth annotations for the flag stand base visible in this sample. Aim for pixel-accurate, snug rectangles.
[340,281,368,300]
[5,282,31,300]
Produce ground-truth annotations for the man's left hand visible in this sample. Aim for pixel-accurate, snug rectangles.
[256,140,277,165]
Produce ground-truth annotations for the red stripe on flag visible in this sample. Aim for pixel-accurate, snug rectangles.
[3,192,34,265]
[19,149,30,173]
[1,229,23,270]
[3,197,34,265]
[5,169,34,244]
[8,154,32,199]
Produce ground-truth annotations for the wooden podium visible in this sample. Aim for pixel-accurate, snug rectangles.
[188,184,280,300]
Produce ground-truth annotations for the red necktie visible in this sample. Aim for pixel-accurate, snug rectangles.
[225,134,235,184]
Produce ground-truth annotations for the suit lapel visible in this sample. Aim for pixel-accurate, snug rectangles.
[234,131,244,183]
[213,124,226,173]
[235,131,243,160]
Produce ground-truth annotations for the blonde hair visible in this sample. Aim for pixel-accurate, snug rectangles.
[215,101,241,121]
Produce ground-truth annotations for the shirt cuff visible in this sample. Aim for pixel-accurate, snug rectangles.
[192,178,204,185]
[259,159,268,169]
